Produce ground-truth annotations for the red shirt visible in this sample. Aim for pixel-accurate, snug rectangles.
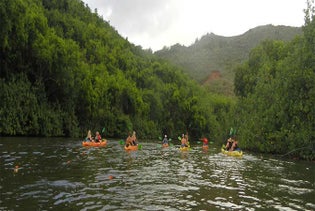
[202,138,208,145]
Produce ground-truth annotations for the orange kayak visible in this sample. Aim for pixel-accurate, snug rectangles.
[82,139,107,147]
[124,145,138,151]
[162,143,169,148]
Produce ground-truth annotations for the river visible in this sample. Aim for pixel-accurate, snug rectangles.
[0,137,314,210]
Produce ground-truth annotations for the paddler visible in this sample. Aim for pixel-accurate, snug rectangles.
[181,134,188,147]
[95,131,102,142]
[86,130,93,142]
[162,135,169,145]
[131,131,137,145]
[202,137,208,146]
[125,132,133,147]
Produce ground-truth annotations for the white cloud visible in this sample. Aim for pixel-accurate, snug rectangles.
[83,0,306,51]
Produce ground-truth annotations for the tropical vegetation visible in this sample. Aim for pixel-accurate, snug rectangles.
[0,0,314,159]
[233,0,315,159]
[0,0,231,141]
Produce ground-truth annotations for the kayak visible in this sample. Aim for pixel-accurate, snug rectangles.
[82,139,107,147]
[180,146,190,151]
[221,146,243,157]
[124,145,138,151]
[162,143,169,148]
[202,145,209,149]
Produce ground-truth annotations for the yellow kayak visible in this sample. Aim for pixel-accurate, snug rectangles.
[221,146,243,157]
[180,146,190,151]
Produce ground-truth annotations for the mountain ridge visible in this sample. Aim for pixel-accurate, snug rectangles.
[155,24,302,95]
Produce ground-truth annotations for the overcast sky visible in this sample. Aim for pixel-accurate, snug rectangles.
[82,0,307,51]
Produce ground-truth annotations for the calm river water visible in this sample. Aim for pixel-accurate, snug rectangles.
[0,137,314,210]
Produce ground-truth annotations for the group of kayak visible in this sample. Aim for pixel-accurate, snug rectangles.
[82,129,243,156]
[162,132,242,156]
[161,133,209,151]
[160,133,191,150]
[82,130,140,150]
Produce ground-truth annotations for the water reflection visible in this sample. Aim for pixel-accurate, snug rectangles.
[0,138,314,210]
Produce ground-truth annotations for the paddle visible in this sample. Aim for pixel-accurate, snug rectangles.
[119,139,124,145]
[229,127,237,136]
[100,127,106,142]
[159,136,173,141]
[138,144,142,150]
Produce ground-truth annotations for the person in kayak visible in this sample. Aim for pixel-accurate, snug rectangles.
[125,132,133,147]
[85,130,93,141]
[181,134,188,147]
[225,137,233,150]
[230,137,238,151]
[95,131,102,142]
[162,135,169,145]
[225,136,238,151]
[131,131,137,145]
[202,137,208,146]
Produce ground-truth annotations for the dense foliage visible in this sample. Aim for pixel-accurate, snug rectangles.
[233,1,315,159]
[1,0,313,160]
[0,0,233,140]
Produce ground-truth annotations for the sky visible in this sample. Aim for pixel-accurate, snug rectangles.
[82,0,307,52]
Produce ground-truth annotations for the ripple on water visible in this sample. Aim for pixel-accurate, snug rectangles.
[207,199,244,210]
[278,184,314,195]
[17,179,86,205]
[0,139,314,210]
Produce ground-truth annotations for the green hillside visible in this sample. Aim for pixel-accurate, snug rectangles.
[0,0,313,159]
[0,0,232,140]
[155,25,302,95]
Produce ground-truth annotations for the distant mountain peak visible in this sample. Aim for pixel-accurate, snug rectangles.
[155,24,302,95]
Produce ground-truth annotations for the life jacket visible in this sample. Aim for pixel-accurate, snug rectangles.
[96,134,101,141]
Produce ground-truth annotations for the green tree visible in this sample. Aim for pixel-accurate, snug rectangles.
[233,2,315,159]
